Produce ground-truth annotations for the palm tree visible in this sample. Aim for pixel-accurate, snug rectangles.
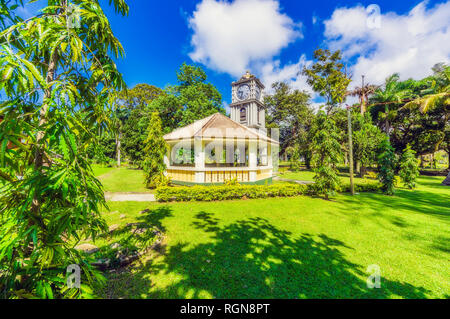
[347,75,379,114]
[403,65,450,113]
[369,74,412,137]
[403,65,450,185]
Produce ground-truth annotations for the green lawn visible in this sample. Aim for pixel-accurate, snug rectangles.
[277,169,372,183]
[93,165,151,193]
[92,164,115,177]
[90,175,449,299]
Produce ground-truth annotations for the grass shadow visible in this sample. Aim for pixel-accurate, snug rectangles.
[104,212,429,299]
[93,207,173,271]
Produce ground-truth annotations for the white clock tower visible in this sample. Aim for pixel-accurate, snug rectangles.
[230,71,266,130]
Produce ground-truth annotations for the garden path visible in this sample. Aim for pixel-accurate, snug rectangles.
[105,192,156,202]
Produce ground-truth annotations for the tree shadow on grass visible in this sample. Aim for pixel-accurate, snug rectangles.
[106,211,429,299]
[340,189,450,222]
[94,206,173,287]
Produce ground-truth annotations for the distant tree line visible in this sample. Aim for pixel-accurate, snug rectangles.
[89,63,224,168]
[266,56,449,170]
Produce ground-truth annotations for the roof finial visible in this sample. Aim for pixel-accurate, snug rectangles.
[243,70,252,79]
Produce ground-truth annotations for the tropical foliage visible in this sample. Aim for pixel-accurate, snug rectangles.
[142,112,168,189]
[88,64,225,166]
[377,138,397,195]
[265,82,314,167]
[150,63,225,128]
[309,112,342,199]
[302,49,351,114]
[116,84,164,167]
[0,0,128,298]
[399,145,420,189]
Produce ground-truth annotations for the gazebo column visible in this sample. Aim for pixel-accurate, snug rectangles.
[163,144,171,178]
[164,144,171,168]
[249,140,257,182]
[194,137,205,183]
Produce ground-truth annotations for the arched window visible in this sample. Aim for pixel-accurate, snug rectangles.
[240,107,247,123]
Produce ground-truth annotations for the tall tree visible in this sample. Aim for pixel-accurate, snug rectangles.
[352,113,385,177]
[403,64,450,183]
[0,0,128,298]
[399,145,420,189]
[347,75,378,115]
[309,112,342,200]
[303,49,351,115]
[377,138,397,195]
[116,84,164,167]
[265,82,314,167]
[404,64,450,113]
[151,63,224,129]
[370,74,411,136]
[142,112,168,189]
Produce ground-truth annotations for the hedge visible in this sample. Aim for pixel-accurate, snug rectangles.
[341,180,383,193]
[156,181,381,202]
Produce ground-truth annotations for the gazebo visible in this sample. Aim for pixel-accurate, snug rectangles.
[163,112,279,185]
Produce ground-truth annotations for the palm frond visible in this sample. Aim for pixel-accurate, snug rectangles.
[403,91,450,113]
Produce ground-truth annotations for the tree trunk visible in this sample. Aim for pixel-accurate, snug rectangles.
[359,165,366,178]
[31,51,59,217]
[385,105,390,138]
[442,172,450,186]
[361,94,366,115]
[347,107,355,195]
[304,152,311,169]
[447,149,450,170]
[116,131,121,167]
[420,155,425,168]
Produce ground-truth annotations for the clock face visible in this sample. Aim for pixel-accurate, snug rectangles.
[255,87,261,100]
[237,84,250,100]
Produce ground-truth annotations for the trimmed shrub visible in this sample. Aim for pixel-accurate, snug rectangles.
[341,180,382,193]
[156,181,382,202]
[377,138,397,195]
[399,145,420,189]
[156,184,307,202]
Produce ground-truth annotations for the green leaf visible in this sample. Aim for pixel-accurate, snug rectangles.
[21,58,46,88]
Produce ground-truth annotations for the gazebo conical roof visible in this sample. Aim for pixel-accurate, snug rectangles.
[163,113,278,144]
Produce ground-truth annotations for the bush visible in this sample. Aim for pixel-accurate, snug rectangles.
[377,138,397,195]
[224,178,239,186]
[156,184,308,202]
[341,180,382,193]
[142,112,168,189]
[364,171,378,180]
[313,166,341,199]
[399,145,420,189]
[156,181,382,202]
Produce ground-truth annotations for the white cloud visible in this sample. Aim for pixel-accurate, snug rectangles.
[188,0,302,77]
[259,55,313,94]
[222,101,230,115]
[324,1,450,87]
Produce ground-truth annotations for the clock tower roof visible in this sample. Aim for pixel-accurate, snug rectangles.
[231,70,265,89]
[241,70,254,80]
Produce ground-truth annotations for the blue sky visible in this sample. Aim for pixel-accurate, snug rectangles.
[20,0,450,109]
